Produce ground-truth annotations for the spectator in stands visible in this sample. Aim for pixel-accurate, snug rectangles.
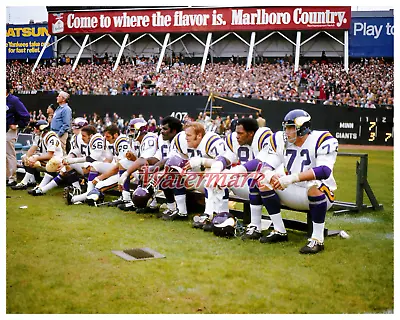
[230,114,239,132]
[6,59,393,108]
[256,112,266,127]
[46,104,56,124]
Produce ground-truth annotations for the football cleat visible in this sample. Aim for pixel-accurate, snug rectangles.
[30,187,44,196]
[136,206,159,214]
[6,180,17,187]
[86,188,104,206]
[192,214,212,229]
[63,186,74,205]
[27,186,40,195]
[241,225,262,240]
[203,219,214,232]
[11,182,28,190]
[259,230,288,243]
[162,209,188,221]
[117,201,137,212]
[107,196,125,207]
[299,239,325,254]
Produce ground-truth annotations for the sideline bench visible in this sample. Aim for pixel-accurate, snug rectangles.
[155,189,339,237]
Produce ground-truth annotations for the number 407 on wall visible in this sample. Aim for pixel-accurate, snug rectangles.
[170,112,188,121]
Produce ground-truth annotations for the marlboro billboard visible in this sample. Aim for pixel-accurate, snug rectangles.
[48,6,351,34]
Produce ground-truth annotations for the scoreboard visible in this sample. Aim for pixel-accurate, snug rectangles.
[334,116,394,146]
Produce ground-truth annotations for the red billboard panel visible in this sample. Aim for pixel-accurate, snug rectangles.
[48,7,351,34]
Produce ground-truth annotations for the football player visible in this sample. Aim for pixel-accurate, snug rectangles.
[29,117,88,196]
[195,118,273,235]
[62,125,108,204]
[98,119,158,211]
[256,109,338,254]
[118,116,184,213]
[83,124,134,206]
[161,121,228,221]
[12,120,63,191]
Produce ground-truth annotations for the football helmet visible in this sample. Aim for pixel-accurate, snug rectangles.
[165,155,188,174]
[72,117,88,129]
[282,109,311,143]
[128,118,148,139]
[212,212,238,238]
[45,157,62,172]
[132,186,154,208]
[34,120,50,132]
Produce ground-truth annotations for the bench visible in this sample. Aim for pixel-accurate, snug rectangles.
[155,189,340,237]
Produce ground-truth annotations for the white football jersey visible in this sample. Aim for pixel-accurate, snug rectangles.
[168,131,188,159]
[139,132,158,159]
[69,133,88,157]
[87,133,107,162]
[225,127,273,165]
[169,131,227,160]
[34,131,63,158]
[257,130,338,191]
[153,134,172,161]
[111,134,132,161]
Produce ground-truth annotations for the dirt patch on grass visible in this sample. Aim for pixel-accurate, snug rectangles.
[340,144,393,151]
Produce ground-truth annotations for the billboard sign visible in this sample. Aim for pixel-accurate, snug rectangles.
[349,17,394,57]
[6,24,54,60]
[48,6,351,34]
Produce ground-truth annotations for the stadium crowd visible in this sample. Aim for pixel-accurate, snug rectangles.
[6,56,393,108]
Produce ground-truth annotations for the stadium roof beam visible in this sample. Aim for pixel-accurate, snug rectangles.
[113,34,129,72]
[296,30,349,72]
[246,32,256,70]
[156,33,170,73]
[72,35,89,71]
[201,33,212,73]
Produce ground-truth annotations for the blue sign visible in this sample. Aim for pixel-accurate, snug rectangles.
[349,17,394,58]
[6,24,54,60]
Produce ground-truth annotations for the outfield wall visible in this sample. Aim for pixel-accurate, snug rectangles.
[18,93,393,146]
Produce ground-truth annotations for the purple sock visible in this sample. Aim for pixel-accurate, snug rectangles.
[249,183,262,206]
[260,189,281,215]
[308,194,327,223]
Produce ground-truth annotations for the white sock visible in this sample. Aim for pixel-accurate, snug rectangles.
[167,202,176,211]
[72,181,81,190]
[204,197,214,215]
[175,194,187,215]
[87,181,94,193]
[21,172,34,185]
[250,204,262,231]
[122,190,131,201]
[39,173,54,188]
[269,213,286,234]
[72,192,88,203]
[311,222,325,243]
[220,199,229,213]
[41,180,57,193]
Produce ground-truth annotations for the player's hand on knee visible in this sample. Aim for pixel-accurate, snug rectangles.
[277,173,300,190]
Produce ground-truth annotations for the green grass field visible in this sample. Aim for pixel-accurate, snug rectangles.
[6,148,393,314]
